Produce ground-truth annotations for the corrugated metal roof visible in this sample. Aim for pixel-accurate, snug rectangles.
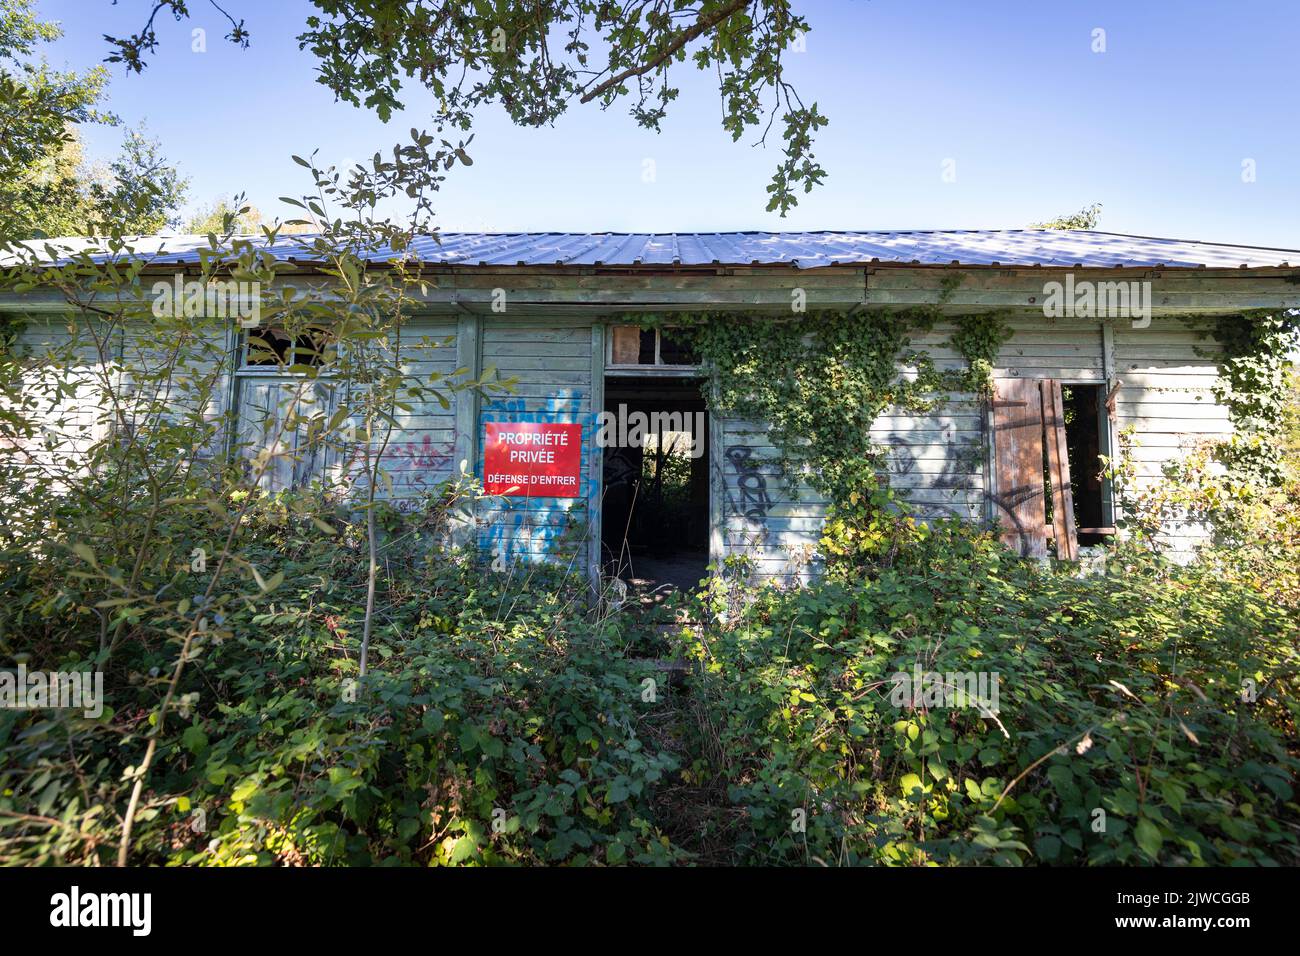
[10,230,1300,270]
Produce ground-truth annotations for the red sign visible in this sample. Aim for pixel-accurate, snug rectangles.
[483,421,583,498]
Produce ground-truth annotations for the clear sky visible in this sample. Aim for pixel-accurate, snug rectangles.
[33,0,1300,248]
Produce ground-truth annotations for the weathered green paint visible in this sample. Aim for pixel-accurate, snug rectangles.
[5,265,1279,579]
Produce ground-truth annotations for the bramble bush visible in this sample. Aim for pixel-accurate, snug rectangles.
[5,360,1300,868]
[2,480,1297,865]
[2,294,1297,865]
[0,491,682,866]
[673,518,1300,865]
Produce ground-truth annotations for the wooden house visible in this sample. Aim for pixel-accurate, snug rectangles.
[4,230,1297,590]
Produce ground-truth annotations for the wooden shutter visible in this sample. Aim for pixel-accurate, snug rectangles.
[236,377,336,492]
[991,378,1048,558]
[1040,379,1078,560]
[991,378,1078,560]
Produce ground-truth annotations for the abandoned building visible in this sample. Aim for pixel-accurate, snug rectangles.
[4,230,1298,591]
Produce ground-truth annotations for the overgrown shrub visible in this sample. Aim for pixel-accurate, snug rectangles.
[673,523,1300,865]
[2,265,1296,865]
[0,495,682,866]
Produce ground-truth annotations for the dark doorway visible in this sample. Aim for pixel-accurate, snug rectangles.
[1061,383,1112,546]
[601,377,710,601]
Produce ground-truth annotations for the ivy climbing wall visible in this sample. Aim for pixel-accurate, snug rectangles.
[713,314,1121,578]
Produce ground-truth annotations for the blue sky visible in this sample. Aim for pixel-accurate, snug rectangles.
[35,0,1300,248]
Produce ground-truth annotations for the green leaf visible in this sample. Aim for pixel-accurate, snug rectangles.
[1160,781,1186,815]
[182,725,208,754]
[607,779,631,804]
[1034,835,1062,861]
[449,834,477,864]
[1134,818,1163,860]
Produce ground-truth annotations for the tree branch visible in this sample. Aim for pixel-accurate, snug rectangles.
[579,0,749,104]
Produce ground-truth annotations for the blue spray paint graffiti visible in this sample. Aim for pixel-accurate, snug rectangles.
[477,389,598,565]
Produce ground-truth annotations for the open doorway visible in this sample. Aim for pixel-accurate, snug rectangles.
[601,377,710,603]
[993,378,1114,559]
[1060,383,1114,546]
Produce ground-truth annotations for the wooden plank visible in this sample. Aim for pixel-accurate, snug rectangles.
[991,378,1047,558]
[587,322,605,590]
[492,355,593,372]
[482,324,592,339]
[478,342,590,358]
[1110,417,1233,434]
[709,397,726,572]
[452,313,481,546]
[1041,379,1078,560]
[1112,402,1230,420]
[610,325,641,365]
[1114,388,1217,404]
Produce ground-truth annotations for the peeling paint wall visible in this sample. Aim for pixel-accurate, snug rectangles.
[7,305,1242,580]
[328,318,461,507]
[1111,316,1231,559]
[475,321,599,576]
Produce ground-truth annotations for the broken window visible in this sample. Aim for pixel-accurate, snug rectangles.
[243,326,335,368]
[608,325,699,367]
[236,326,338,491]
[658,329,700,365]
[992,378,1113,559]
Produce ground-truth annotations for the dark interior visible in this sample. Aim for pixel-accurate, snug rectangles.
[601,377,709,598]
[1062,383,1110,546]
[245,326,334,367]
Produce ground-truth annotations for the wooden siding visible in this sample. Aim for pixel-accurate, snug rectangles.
[7,314,236,486]
[323,318,461,505]
[714,417,824,585]
[1111,316,1230,557]
[5,315,115,487]
[713,391,993,582]
[475,320,598,576]
[879,316,1102,533]
[4,295,1256,576]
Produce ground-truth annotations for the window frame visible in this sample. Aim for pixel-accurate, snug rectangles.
[605,324,701,372]
[236,325,341,377]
